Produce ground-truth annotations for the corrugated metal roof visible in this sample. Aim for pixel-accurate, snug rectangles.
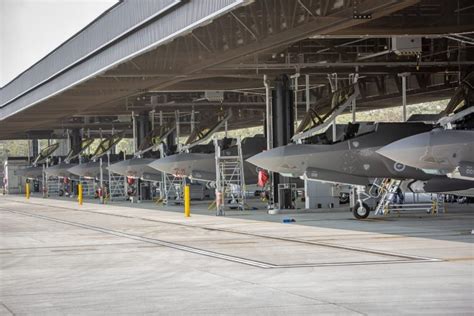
[0,0,246,120]
[0,0,181,107]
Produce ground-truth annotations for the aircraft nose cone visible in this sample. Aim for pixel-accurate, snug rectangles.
[107,160,125,174]
[67,165,81,175]
[46,163,74,178]
[148,155,193,175]
[68,165,88,177]
[68,162,102,178]
[148,156,174,174]
[246,146,286,172]
[377,132,430,168]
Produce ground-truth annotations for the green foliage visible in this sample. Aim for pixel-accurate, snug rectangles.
[116,139,133,154]
[214,125,264,139]
[0,140,29,157]
[0,99,450,160]
[337,99,448,123]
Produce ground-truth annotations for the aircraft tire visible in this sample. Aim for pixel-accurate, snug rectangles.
[353,202,370,219]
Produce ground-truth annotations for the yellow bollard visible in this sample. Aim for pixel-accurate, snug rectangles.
[184,185,190,217]
[25,182,30,200]
[78,183,83,206]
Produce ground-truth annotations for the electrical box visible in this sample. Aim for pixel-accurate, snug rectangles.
[204,90,224,102]
[392,37,422,56]
[150,95,159,105]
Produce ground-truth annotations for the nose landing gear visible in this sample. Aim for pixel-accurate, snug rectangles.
[352,201,370,219]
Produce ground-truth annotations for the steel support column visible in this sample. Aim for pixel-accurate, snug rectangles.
[271,74,294,204]
[166,129,177,155]
[175,110,181,151]
[264,75,272,151]
[291,72,300,131]
[69,129,82,156]
[134,111,153,201]
[328,73,338,141]
[31,139,39,159]
[399,73,410,122]
[305,74,310,112]
[350,71,359,123]
[136,111,151,149]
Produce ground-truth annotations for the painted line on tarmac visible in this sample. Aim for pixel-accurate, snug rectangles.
[1,205,442,268]
[4,198,442,262]
[1,208,274,269]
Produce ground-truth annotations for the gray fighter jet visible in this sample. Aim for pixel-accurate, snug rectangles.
[247,122,473,192]
[45,138,95,178]
[108,158,162,181]
[377,129,474,181]
[68,161,109,179]
[107,126,176,181]
[15,166,44,179]
[46,163,79,179]
[67,134,123,179]
[15,143,60,179]
[148,135,266,184]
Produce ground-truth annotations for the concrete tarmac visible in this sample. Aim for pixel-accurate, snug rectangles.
[0,195,473,315]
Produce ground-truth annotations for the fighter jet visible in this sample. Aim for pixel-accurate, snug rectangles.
[67,134,123,179]
[148,135,266,184]
[106,126,175,181]
[45,138,95,178]
[377,129,474,181]
[68,161,109,179]
[15,166,44,179]
[15,142,60,179]
[247,122,473,193]
[107,158,162,181]
[46,163,80,179]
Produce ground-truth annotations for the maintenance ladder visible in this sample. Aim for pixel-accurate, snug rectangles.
[158,144,185,205]
[46,177,61,197]
[162,173,184,205]
[214,137,246,216]
[80,177,95,198]
[374,179,403,215]
[106,154,127,201]
[373,179,443,215]
[108,172,126,201]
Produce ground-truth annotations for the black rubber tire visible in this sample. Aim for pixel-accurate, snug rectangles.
[352,202,370,219]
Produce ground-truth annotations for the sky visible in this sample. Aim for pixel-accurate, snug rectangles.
[0,0,118,87]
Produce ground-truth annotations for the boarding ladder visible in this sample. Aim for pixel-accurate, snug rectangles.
[106,153,126,202]
[368,178,386,199]
[374,179,443,216]
[214,137,246,216]
[434,194,446,214]
[157,144,184,205]
[108,172,126,201]
[162,173,185,205]
[80,177,95,198]
[46,177,61,197]
[374,179,402,215]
